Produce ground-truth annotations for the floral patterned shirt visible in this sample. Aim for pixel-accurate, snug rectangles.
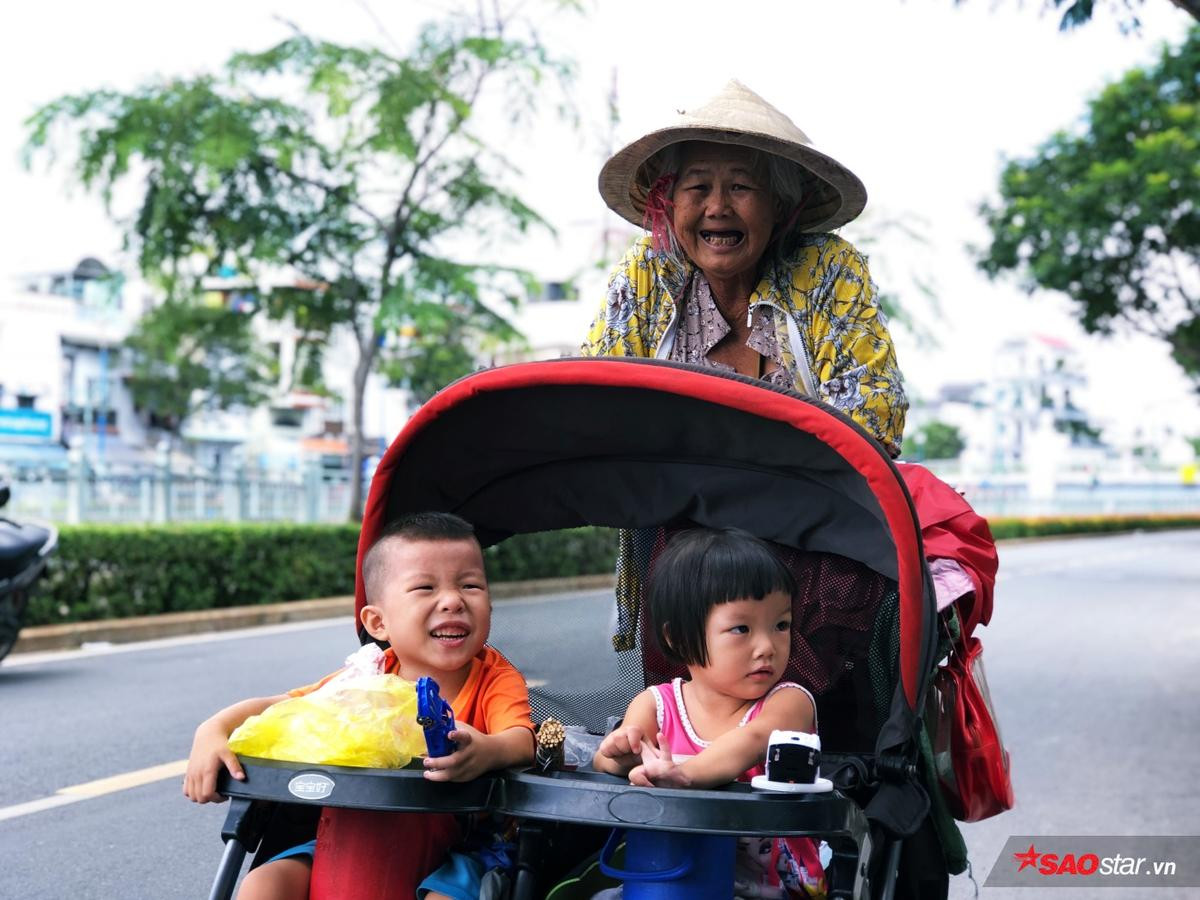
[583,233,909,652]
[581,233,907,456]
[669,270,797,391]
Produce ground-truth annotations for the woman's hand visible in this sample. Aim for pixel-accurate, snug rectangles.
[629,731,692,789]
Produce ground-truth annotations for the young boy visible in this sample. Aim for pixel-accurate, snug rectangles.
[184,512,535,900]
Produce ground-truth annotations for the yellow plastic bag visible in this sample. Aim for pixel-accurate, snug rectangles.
[229,673,426,768]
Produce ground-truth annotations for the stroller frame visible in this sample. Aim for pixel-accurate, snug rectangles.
[207,358,942,900]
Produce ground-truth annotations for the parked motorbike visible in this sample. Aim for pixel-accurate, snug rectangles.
[0,479,58,663]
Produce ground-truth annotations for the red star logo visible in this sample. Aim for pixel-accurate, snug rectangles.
[1013,844,1039,872]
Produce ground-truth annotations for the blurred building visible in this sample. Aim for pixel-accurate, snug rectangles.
[906,334,1110,480]
[182,270,410,476]
[0,258,149,471]
[496,217,636,364]
[985,335,1106,474]
[0,259,412,478]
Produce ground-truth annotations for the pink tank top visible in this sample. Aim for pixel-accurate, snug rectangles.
[648,677,818,781]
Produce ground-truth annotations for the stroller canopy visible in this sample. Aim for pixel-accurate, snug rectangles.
[358,358,936,714]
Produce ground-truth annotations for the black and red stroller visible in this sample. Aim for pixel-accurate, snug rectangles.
[210,357,979,900]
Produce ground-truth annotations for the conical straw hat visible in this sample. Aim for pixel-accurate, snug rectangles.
[598,80,866,233]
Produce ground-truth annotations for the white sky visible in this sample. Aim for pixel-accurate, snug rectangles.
[2,0,1198,442]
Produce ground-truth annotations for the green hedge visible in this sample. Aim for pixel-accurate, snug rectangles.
[27,524,619,627]
[25,515,1200,627]
[482,528,617,582]
[29,524,361,626]
[986,513,1200,539]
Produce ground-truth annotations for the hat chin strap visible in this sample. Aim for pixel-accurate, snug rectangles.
[780,196,808,238]
[643,173,677,255]
[767,195,810,254]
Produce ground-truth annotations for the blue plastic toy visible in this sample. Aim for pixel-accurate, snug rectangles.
[416,676,457,758]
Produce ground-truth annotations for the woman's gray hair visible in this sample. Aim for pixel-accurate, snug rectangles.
[646,141,810,263]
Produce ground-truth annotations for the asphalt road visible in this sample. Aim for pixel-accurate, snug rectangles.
[948,529,1200,900]
[1,531,1197,899]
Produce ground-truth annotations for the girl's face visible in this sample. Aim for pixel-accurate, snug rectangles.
[689,591,793,701]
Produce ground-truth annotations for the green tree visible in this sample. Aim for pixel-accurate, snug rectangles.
[905,420,967,460]
[124,301,272,435]
[977,27,1200,386]
[954,0,1198,31]
[25,3,574,518]
[379,299,523,406]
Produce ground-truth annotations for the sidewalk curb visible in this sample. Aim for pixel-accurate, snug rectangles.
[12,527,1197,655]
[11,573,616,655]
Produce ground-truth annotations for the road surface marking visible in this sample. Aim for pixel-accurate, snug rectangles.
[58,759,187,797]
[0,759,187,823]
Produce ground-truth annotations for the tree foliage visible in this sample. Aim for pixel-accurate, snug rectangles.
[123,301,272,433]
[977,27,1200,385]
[25,3,574,517]
[379,297,523,406]
[954,0,1199,31]
[904,420,967,460]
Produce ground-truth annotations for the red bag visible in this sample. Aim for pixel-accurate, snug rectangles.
[899,464,1012,821]
[925,633,1014,822]
[897,463,998,636]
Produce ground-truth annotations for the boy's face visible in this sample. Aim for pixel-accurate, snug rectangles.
[360,537,491,680]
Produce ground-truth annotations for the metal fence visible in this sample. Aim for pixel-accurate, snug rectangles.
[961,482,1200,519]
[2,463,352,524]
[4,458,1199,526]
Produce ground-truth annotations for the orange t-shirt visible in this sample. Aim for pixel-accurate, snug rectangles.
[288,645,533,736]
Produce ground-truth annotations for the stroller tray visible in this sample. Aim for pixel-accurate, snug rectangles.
[218,758,868,840]
[220,757,497,813]
[500,768,866,838]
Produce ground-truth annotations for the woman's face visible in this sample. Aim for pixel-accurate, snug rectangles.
[670,142,781,289]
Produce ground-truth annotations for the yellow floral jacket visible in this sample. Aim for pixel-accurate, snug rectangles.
[581,233,907,456]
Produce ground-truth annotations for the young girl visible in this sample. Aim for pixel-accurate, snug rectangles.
[593,527,826,899]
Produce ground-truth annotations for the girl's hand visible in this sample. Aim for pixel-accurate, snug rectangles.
[423,723,491,782]
[597,724,648,773]
[629,731,692,789]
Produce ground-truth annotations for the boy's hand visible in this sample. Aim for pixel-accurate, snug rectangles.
[422,723,492,783]
[629,731,691,789]
[183,721,244,803]
[597,724,648,774]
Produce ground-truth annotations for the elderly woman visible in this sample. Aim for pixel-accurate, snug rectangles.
[583,79,906,456]
[583,82,909,666]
